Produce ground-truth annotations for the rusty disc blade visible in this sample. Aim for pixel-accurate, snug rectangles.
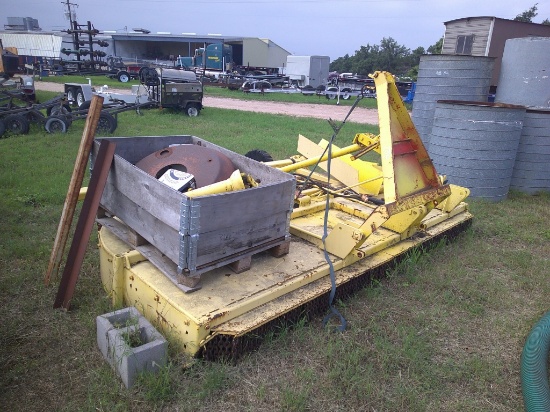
[135,144,236,188]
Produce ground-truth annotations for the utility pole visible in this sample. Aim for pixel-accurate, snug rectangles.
[63,0,78,29]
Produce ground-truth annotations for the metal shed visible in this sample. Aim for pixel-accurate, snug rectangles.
[109,33,290,70]
[442,16,550,89]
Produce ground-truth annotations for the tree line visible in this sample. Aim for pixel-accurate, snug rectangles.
[329,4,549,80]
[329,37,441,80]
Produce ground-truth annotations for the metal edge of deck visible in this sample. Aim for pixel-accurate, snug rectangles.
[97,209,473,360]
[202,212,472,360]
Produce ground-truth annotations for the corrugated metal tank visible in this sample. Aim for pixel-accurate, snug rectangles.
[412,55,495,150]
[495,37,550,109]
[429,100,525,201]
[510,109,550,194]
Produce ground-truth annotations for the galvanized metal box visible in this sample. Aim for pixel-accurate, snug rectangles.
[91,135,295,280]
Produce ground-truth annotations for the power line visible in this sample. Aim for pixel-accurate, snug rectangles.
[113,0,420,3]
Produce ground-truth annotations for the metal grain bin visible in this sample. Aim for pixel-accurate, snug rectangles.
[495,37,550,109]
[412,55,495,149]
[510,109,550,194]
[429,100,525,201]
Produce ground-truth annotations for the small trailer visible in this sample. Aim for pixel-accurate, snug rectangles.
[63,81,149,108]
[106,65,145,83]
[139,67,203,117]
[64,67,203,117]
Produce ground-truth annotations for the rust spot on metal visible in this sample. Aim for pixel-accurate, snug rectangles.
[154,309,178,330]
[303,271,314,279]
[208,311,229,322]
[155,310,170,326]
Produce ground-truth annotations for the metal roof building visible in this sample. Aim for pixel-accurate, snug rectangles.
[0,29,291,71]
[108,32,291,70]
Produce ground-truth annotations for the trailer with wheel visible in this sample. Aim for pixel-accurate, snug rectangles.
[64,67,203,117]
[64,82,93,107]
[44,97,158,134]
[64,81,150,108]
[0,90,70,137]
[107,65,144,83]
[139,67,203,117]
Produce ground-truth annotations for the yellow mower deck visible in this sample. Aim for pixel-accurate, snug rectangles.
[98,207,471,358]
[96,71,473,359]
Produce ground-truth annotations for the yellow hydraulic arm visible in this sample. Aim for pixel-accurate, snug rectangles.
[279,71,460,259]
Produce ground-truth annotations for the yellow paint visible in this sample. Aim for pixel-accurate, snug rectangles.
[96,70,474,357]
[98,211,473,355]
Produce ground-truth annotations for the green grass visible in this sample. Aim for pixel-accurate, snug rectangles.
[1,89,549,411]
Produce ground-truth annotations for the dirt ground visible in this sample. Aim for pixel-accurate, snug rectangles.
[33,80,380,125]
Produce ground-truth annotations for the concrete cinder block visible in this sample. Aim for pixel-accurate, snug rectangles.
[96,307,167,388]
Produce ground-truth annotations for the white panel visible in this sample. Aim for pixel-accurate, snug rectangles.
[0,33,63,57]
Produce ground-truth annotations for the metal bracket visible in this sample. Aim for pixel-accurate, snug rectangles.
[178,197,201,274]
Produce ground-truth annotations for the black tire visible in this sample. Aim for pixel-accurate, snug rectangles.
[76,90,86,107]
[47,103,72,117]
[138,66,148,79]
[3,114,30,135]
[301,85,315,96]
[78,100,91,111]
[185,103,200,117]
[326,87,338,100]
[44,115,68,133]
[96,111,117,133]
[245,149,273,162]
[341,88,352,100]
[66,87,77,104]
[0,118,5,138]
[139,67,159,86]
[117,70,130,83]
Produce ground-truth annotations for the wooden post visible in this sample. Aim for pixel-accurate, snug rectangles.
[54,139,116,309]
[44,95,104,285]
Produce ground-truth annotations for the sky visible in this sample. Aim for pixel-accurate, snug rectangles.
[2,0,550,61]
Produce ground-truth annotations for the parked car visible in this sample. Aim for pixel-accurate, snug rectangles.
[240,80,272,93]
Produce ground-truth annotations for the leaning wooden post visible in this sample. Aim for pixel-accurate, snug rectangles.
[44,95,104,286]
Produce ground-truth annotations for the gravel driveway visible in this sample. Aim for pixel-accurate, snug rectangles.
[34,80,379,125]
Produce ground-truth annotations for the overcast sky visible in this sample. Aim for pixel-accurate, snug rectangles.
[2,0,549,60]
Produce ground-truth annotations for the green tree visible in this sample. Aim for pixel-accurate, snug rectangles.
[329,37,414,77]
[329,37,445,80]
[330,54,353,74]
[378,37,410,73]
[427,37,443,54]
[352,44,379,74]
[406,46,426,80]
[514,3,538,22]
